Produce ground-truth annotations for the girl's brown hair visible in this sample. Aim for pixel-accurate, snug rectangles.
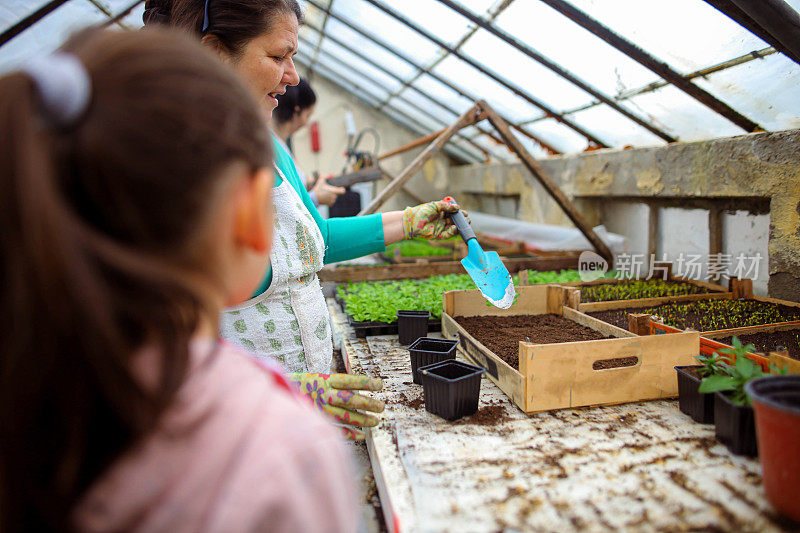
[0,28,271,530]
[144,0,303,59]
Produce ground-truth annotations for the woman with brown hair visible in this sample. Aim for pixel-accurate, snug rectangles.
[144,0,465,376]
[0,27,355,532]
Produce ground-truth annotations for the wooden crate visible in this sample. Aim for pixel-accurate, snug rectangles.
[319,255,579,282]
[441,285,699,413]
[683,321,799,374]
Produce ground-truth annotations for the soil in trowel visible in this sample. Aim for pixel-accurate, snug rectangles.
[455,314,613,369]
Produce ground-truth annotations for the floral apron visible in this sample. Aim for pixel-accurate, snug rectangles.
[219,170,332,373]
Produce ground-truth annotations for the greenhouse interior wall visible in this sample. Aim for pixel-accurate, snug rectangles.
[435,129,800,301]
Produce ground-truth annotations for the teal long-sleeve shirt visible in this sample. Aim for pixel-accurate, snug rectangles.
[252,135,386,296]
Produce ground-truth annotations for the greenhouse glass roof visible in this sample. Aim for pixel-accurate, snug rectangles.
[2,0,799,163]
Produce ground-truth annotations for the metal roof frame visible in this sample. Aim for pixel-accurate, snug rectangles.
[520,46,778,127]
[704,0,800,65]
[294,52,486,164]
[301,20,513,157]
[537,0,762,132]
[299,34,497,161]
[303,0,563,154]
[361,0,611,148]
[433,0,677,143]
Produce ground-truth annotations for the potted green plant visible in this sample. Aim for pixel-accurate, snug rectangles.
[675,351,726,423]
[745,375,800,522]
[698,338,764,456]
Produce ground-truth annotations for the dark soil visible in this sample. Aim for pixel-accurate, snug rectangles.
[332,349,347,374]
[397,392,424,409]
[455,314,613,369]
[588,299,800,332]
[716,330,800,361]
[454,405,509,426]
[592,356,638,370]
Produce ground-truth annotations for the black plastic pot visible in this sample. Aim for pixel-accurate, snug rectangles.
[408,337,458,384]
[397,310,431,346]
[419,359,484,421]
[675,365,715,424]
[714,391,758,457]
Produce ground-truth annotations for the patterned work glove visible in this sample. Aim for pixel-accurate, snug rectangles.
[289,373,384,441]
[402,198,468,240]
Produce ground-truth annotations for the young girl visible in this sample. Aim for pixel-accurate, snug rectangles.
[0,28,355,532]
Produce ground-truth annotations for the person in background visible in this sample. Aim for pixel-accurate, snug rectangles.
[145,0,463,440]
[0,28,355,532]
[273,77,345,207]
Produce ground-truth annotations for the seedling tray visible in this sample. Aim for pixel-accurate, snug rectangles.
[441,285,699,413]
[319,255,580,282]
[348,316,441,339]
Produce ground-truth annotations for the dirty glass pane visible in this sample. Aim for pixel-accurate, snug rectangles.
[312,35,405,93]
[368,0,474,47]
[494,1,659,98]
[300,50,394,100]
[0,1,107,73]
[409,73,476,114]
[693,52,800,132]
[329,1,443,66]
[0,1,53,34]
[432,54,544,122]
[568,0,769,73]
[525,118,591,154]
[385,95,448,132]
[569,105,667,148]
[321,17,420,80]
[461,29,595,112]
[625,84,743,141]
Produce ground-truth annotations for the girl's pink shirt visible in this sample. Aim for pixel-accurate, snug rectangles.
[72,340,357,533]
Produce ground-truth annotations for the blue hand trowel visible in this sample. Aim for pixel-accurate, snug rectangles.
[447,201,516,309]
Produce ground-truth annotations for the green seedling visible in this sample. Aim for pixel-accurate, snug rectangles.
[385,238,453,258]
[698,337,763,405]
[337,269,587,323]
[694,352,726,378]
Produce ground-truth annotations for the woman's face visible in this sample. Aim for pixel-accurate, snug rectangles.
[232,12,300,119]
[290,104,315,135]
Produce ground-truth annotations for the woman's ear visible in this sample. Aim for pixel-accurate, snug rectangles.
[234,168,273,253]
[201,34,231,63]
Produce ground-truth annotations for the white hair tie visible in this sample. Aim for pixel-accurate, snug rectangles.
[22,52,91,128]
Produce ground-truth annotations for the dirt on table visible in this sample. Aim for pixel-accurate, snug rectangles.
[716,330,800,361]
[455,314,613,369]
[454,405,509,426]
[397,392,425,409]
[587,299,800,332]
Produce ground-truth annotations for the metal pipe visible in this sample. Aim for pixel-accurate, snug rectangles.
[521,47,776,126]
[361,0,610,148]
[729,0,800,65]
[433,0,676,143]
[303,0,562,154]
[538,0,762,132]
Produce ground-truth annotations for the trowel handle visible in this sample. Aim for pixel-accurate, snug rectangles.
[447,209,476,243]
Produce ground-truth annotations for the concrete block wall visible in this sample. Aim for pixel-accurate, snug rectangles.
[446,130,800,302]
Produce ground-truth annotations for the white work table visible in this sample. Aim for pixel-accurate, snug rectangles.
[328,300,790,533]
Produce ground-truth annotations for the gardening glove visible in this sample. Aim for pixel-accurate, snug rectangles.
[289,373,384,441]
[402,198,469,240]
